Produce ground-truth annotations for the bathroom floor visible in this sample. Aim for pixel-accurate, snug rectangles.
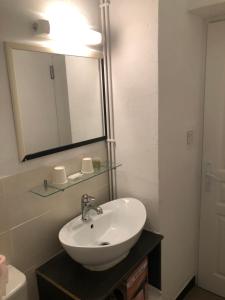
[184,287,225,300]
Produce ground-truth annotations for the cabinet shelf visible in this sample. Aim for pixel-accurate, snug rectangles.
[30,162,121,197]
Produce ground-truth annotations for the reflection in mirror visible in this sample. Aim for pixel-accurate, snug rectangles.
[5,44,106,161]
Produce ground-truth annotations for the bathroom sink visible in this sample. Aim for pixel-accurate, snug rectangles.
[59,198,146,271]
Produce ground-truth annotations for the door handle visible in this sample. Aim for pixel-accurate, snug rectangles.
[205,172,225,183]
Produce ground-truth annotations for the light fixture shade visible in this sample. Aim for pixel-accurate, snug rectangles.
[33,19,50,35]
[82,30,102,45]
[33,18,102,46]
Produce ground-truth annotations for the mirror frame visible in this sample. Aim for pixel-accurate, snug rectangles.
[4,42,107,161]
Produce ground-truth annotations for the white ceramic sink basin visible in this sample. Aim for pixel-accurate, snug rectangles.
[59,198,146,271]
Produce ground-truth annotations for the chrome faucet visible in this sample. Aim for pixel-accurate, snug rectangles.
[81,194,103,222]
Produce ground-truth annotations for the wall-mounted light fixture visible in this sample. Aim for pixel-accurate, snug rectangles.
[33,19,50,36]
[32,3,103,55]
[33,18,102,46]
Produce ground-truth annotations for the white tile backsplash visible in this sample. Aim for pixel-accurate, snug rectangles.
[0,181,9,234]
[0,142,109,300]
[0,231,12,263]
[10,210,62,272]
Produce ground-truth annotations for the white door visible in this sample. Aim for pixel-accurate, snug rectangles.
[198,20,225,298]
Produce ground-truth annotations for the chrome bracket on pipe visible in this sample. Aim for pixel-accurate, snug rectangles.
[99,2,110,8]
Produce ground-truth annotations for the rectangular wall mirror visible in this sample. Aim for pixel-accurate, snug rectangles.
[5,43,106,161]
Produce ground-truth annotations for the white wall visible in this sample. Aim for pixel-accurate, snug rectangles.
[110,0,159,231]
[111,0,206,298]
[0,0,102,177]
[158,0,206,299]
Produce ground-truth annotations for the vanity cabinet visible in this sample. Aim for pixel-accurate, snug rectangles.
[36,230,162,300]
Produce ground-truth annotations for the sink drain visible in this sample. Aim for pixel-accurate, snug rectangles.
[99,242,110,246]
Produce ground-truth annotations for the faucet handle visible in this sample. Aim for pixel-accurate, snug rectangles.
[81,194,89,204]
[81,194,95,205]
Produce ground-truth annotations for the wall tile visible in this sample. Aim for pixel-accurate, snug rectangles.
[0,181,9,234]
[25,267,40,300]
[2,167,52,228]
[0,141,109,300]
[62,143,108,177]
[9,173,109,272]
[95,185,110,205]
[76,173,109,197]
[2,163,108,229]
[0,231,12,263]
[10,211,62,272]
[44,176,109,232]
[22,184,109,300]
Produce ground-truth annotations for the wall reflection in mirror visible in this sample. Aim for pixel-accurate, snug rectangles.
[6,44,106,161]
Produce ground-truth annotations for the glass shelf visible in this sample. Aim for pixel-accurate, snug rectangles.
[31,184,59,198]
[30,162,121,197]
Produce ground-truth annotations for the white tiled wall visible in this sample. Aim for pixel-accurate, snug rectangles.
[0,142,109,300]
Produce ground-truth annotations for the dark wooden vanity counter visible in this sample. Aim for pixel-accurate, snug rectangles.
[36,230,163,300]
